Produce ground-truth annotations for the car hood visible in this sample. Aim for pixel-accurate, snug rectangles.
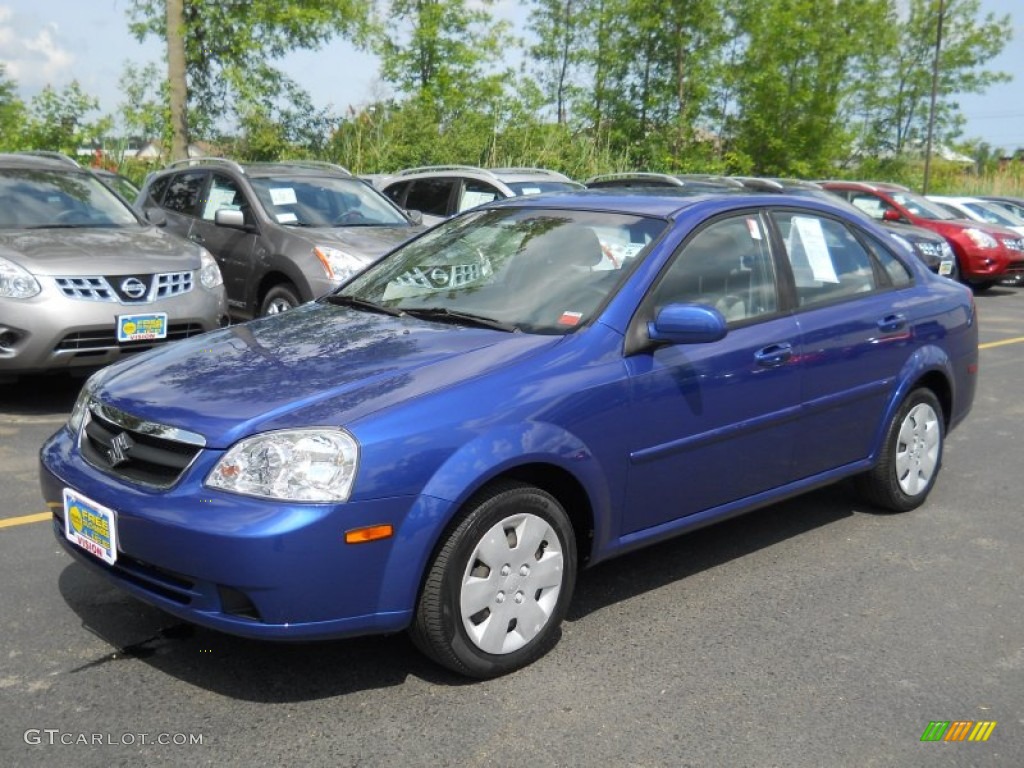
[292,224,422,260]
[0,225,201,274]
[924,218,1021,239]
[92,302,560,448]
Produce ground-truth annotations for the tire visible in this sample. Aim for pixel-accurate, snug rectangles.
[260,283,300,316]
[410,481,577,678]
[855,389,944,513]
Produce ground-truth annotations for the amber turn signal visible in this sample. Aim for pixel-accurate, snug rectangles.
[344,524,394,544]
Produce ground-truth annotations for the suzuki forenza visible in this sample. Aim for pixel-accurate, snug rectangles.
[41,190,977,677]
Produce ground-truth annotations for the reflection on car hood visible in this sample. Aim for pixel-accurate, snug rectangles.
[293,224,423,259]
[0,226,202,274]
[92,303,558,448]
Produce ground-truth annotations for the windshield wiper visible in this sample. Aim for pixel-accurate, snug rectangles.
[26,223,91,229]
[402,307,518,332]
[322,294,405,317]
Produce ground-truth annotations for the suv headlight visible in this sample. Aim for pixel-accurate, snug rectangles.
[964,228,997,249]
[314,246,368,283]
[0,256,41,299]
[198,248,223,289]
[206,428,359,502]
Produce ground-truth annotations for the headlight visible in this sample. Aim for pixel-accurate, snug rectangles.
[67,370,106,435]
[198,248,223,289]
[0,256,41,299]
[314,246,369,283]
[964,228,998,249]
[205,428,359,502]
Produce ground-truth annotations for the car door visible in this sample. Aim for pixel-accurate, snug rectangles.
[768,209,912,478]
[621,212,803,534]
[186,172,260,309]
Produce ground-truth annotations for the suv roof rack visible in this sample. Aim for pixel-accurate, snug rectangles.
[165,157,247,174]
[394,164,494,178]
[488,167,573,181]
[248,160,352,176]
[11,150,82,168]
[584,172,684,186]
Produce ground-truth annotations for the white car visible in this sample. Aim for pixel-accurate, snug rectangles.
[926,195,1024,236]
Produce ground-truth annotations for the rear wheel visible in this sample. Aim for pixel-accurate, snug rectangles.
[411,482,577,678]
[855,389,944,512]
[259,283,300,316]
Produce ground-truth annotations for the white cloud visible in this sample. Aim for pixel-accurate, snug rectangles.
[0,6,76,87]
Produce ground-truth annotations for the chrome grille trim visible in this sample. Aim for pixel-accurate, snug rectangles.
[88,400,207,447]
[55,276,116,301]
[54,271,195,303]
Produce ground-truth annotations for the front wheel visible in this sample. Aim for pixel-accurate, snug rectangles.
[259,283,300,316]
[855,389,944,512]
[411,482,577,678]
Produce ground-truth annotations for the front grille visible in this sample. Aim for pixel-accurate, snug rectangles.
[915,241,944,258]
[1002,238,1024,253]
[80,403,205,488]
[54,323,205,353]
[54,271,194,302]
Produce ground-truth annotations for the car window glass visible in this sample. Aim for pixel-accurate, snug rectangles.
[890,193,955,220]
[162,171,206,216]
[248,176,408,227]
[0,169,139,229]
[342,208,666,334]
[849,193,890,220]
[459,180,501,212]
[866,236,912,287]
[404,178,456,217]
[964,201,1017,226]
[649,214,778,323]
[202,173,246,221]
[381,181,408,207]
[772,211,880,306]
[144,174,171,206]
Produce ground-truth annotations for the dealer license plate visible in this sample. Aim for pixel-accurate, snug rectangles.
[63,488,118,565]
[117,313,168,342]
[938,260,954,277]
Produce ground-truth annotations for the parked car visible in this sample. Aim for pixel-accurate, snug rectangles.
[978,195,1024,221]
[138,159,424,319]
[822,181,1024,290]
[585,171,745,193]
[926,195,1024,236]
[41,190,978,677]
[378,166,583,224]
[0,152,228,382]
[733,178,957,277]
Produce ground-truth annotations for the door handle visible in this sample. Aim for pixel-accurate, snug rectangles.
[754,343,793,367]
[877,313,907,333]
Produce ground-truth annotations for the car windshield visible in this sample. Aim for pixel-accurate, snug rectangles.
[336,207,667,334]
[249,175,410,227]
[505,180,584,196]
[0,169,141,229]
[963,201,1024,227]
[891,192,957,220]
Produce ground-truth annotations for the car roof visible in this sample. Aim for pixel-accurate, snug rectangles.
[0,151,87,172]
[584,171,744,189]
[481,187,857,219]
[387,165,575,185]
[156,158,355,179]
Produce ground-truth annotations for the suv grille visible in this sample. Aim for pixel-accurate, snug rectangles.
[1002,238,1024,253]
[915,241,944,258]
[80,402,206,488]
[54,323,205,353]
[55,271,194,302]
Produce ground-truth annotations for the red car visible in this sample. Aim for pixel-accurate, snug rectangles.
[822,181,1024,290]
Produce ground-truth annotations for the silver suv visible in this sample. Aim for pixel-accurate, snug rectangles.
[378,166,583,224]
[138,159,424,318]
[0,152,228,381]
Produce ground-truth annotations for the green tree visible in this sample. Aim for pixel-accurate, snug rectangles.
[528,0,585,125]
[117,62,171,152]
[129,0,372,143]
[855,0,1011,157]
[23,81,109,155]
[0,65,27,150]
[728,0,894,176]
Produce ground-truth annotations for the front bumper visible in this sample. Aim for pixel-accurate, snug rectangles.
[39,426,448,640]
[1,281,228,375]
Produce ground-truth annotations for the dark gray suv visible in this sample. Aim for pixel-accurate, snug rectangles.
[138,159,424,318]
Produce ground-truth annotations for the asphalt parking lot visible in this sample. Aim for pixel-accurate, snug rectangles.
[1,286,1021,768]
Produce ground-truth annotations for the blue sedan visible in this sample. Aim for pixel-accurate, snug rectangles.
[40,191,978,677]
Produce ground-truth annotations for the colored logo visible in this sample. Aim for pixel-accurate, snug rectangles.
[68,504,83,533]
[921,721,997,742]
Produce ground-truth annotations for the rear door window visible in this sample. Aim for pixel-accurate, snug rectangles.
[161,171,207,217]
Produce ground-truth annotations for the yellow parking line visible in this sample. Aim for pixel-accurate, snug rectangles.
[0,512,52,529]
[980,336,1024,350]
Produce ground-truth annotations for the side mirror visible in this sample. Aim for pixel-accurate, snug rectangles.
[882,209,902,223]
[648,304,727,345]
[405,209,424,225]
[144,207,167,227]
[215,208,247,230]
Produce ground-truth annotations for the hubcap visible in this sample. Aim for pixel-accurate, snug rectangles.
[895,403,940,496]
[460,512,564,655]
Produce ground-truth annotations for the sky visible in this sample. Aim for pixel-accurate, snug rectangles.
[1,0,1022,151]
